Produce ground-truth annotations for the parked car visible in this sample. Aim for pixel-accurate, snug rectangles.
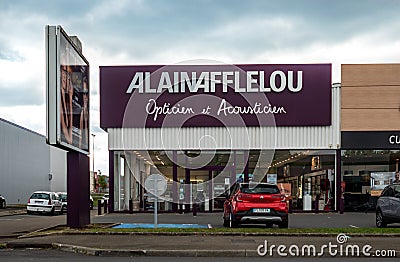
[0,194,6,209]
[376,183,400,228]
[57,192,94,211]
[223,182,289,228]
[57,192,68,213]
[27,191,63,215]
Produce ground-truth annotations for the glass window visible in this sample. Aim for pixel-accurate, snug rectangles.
[240,183,280,194]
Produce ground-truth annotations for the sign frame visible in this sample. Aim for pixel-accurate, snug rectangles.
[46,25,90,154]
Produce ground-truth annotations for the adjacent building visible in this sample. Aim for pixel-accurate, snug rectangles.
[0,118,67,204]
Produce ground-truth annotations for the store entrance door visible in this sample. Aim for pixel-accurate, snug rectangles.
[189,166,235,212]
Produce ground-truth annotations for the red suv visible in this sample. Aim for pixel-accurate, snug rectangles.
[223,182,288,228]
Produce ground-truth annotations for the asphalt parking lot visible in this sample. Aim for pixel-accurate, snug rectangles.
[92,211,381,228]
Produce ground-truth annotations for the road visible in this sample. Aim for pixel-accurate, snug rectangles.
[0,249,398,261]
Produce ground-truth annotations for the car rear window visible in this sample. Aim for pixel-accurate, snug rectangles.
[30,193,50,200]
[240,184,280,194]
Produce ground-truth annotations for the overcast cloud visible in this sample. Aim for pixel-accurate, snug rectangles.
[0,0,399,174]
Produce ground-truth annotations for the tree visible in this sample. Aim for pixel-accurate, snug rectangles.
[98,175,108,192]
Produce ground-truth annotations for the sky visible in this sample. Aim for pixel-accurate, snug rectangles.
[0,0,400,175]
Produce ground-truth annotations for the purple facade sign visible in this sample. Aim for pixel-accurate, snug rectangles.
[100,64,331,129]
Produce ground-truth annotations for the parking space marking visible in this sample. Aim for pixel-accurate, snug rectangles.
[349,225,359,228]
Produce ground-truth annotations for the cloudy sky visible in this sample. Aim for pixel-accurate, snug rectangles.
[1,0,399,175]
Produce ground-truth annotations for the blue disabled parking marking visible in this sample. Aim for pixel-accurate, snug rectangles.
[113,223,209,229]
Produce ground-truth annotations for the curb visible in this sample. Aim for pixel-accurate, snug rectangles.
[52,243,256,257]
[5,241,400,257]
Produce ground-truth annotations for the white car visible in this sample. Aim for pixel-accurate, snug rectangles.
[27,191,63,215]
[57,192,68,213]
[0,194,6,209]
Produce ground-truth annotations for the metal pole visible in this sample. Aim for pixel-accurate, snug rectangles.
[154,177,158,228]
[154,195,158,228]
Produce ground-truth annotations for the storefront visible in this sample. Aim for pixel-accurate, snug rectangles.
[100,63,341,213]
[340,64,400,211]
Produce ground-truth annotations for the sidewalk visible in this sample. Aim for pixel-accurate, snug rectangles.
[0,207,26,217]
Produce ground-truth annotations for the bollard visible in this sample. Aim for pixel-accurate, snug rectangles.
[340,198,344,214]
[288,198,293,214]
[129,199,133,214]
[179,203,183,214]
[97,199,102,216]
[193,203,197,216]
[104,199,108,214]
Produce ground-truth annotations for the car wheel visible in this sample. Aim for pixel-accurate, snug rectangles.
[279,221,289,228]
[376,210,387,228]
[27,210,33,215]
[0,201,4,209]
[223,217,229,227]
[229,213,238,228]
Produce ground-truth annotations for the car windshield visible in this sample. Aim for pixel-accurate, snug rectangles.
[31,193,50,200]
[241,184,280,194]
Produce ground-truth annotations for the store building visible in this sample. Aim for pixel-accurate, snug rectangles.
[100,63,344,213]
[340,64,400,211]
[0,118,67,204]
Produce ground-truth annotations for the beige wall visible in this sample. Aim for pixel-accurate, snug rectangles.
[341,64,400,131]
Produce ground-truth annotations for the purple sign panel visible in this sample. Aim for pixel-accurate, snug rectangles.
[100,64,331,128]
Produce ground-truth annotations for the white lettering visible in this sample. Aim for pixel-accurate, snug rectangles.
[259,71,270,92]
[210,72,221,92]
[277,245,287,257]
[257,240,268,256]
[217,99,287,116]
[222,71,234,92]
[157,72,173,93]
[288,71,303,92]
[389,135,400,144]
[270,70,286,92]
[246,71,259,92]
[126,70,305,94]
[145,99,195,121]
[126,72,144,93]
[362,245,372,257]
[194,72,209,92]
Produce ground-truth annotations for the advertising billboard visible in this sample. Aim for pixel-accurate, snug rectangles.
[100,64,331,129]
[46,25,89,154]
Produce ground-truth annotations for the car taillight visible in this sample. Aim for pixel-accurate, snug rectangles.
[235,194,243,202]
[236,193,253,202]
[280,195,286,202]
[270,194,286,202]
